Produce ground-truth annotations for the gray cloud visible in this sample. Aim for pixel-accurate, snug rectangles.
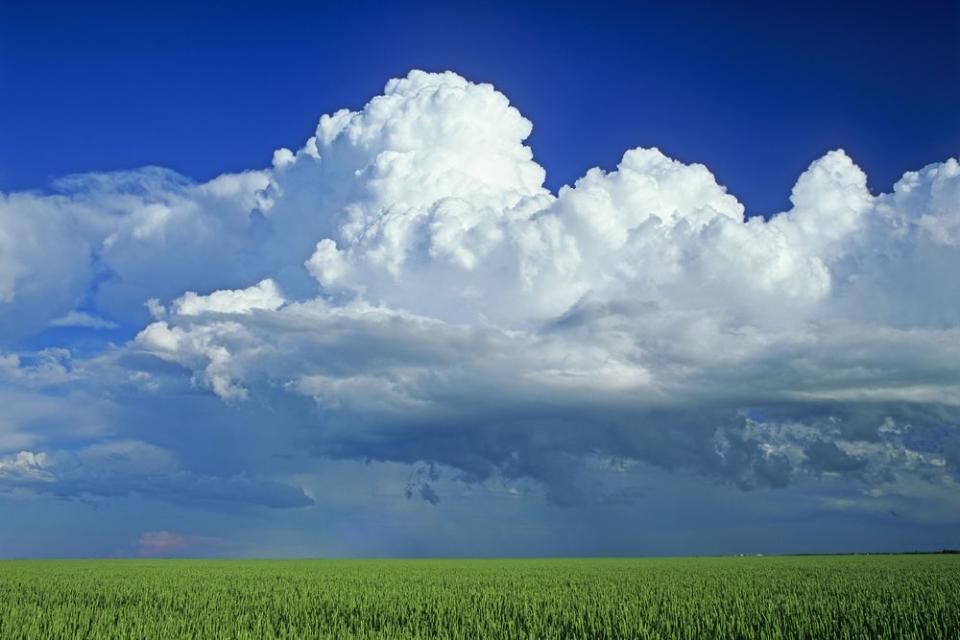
[0,440,312,509]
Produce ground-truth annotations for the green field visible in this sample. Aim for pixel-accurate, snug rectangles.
[1,556,958,639]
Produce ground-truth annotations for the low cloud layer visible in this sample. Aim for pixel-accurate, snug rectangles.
[0,71,958,550]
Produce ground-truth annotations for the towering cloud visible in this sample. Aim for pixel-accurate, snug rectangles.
[0,71,957,519]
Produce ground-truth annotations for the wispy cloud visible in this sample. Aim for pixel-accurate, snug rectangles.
[49,311,118,330]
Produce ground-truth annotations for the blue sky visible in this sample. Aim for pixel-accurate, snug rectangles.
[3,1,958,212]
[0,1,958,557]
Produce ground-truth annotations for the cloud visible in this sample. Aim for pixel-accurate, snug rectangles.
[48,311,119,330]
[137,530,227,556]
[0,441,313,509]
[138,530,190,554]
[0,167,272,343]
[0,70,958,519]
[172,279,284,317]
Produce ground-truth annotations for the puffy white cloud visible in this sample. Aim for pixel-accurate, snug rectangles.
[1,70,958,514]
[0,190,102,339]
[0,167,272,343]
[172,279,284,316]
[0,450,52,483]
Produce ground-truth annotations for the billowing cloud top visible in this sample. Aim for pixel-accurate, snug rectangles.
[0,71,958,539]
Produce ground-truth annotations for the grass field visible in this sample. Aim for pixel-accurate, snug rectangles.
[0,555,958,639]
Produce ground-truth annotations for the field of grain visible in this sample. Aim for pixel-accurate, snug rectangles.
[0,555,957,639]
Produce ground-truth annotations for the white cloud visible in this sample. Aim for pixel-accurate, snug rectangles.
[49,311,118,330]
[1,70,958,511]
[0,167,272,342]
[172,279,284,316]
[0,450,52,483]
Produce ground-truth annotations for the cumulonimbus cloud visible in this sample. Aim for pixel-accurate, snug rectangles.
[0,70,958,509]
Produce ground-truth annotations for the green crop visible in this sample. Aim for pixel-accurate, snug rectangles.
[0,555,957,639]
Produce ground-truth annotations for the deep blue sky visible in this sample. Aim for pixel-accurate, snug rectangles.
[2,0,958,214]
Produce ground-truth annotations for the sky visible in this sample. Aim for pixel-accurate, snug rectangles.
[0,0,958,558]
